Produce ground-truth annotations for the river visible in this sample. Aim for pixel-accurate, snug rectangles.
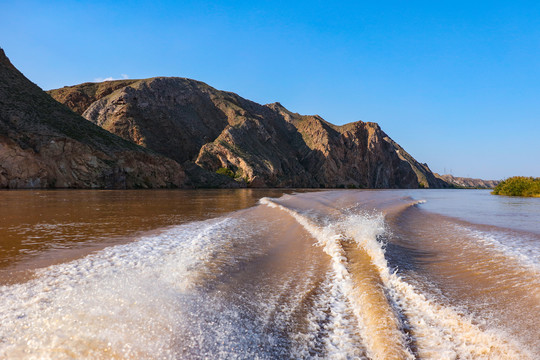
[0,189,538,359]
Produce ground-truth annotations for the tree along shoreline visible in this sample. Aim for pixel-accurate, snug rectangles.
[491,176,540,197]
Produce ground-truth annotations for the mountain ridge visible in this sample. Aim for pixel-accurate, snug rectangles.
[0,49,185,189]
[435,174,500,189]
[1,47,454,190]
[47,76,451,188]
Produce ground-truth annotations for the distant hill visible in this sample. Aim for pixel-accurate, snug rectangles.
[0,49,185,189]
[49,77,449,189]
[436,174,500,189]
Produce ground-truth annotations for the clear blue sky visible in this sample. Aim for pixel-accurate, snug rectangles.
[1,0,539,179]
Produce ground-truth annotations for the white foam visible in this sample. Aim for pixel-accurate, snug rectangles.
[286,268,370,360]
[260,197,414,359]
[0,217,272,359]
[261,197,535,359]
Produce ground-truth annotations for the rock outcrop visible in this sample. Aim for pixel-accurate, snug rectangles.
[436,174,500,189]
[49,77,450,188]
[0,49,185,189]
[48,80,138,115]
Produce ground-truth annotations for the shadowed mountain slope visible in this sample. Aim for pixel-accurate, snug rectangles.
[0,49,185,189]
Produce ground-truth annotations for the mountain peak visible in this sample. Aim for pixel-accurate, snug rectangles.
[0,48,17,71]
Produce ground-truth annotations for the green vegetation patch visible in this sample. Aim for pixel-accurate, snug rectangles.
[216,167,235,178]
[491,176,540,197]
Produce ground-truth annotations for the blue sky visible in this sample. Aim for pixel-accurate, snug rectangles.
[1,1,539,179]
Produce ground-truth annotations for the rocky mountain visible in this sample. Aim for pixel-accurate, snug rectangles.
[48,79,137,115]
[49,77,449,189]
[436,174,500,189]
[0,49,185,189]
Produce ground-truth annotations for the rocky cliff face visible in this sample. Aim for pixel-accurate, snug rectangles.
[436,174,500,189]
[48,80,138,115]
[49,77,449,188]
[265,103,449,188]
[0,49,185,189]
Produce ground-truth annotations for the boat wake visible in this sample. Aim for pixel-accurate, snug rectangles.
[0,191,537,359]
[260,196,533,359]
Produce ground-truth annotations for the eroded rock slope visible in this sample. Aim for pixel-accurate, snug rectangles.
[0,49,185,189]
[49,77,449,188]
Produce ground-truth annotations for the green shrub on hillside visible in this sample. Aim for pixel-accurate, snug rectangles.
[491,176,540,197]
[216,167,235,178]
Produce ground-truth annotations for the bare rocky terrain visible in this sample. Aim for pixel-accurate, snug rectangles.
[436,174,500,189]
[1,47,473,190]
[0,49,185,189]
[49,77,450,188]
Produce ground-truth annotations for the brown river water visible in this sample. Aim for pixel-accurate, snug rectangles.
[0,189,538,359]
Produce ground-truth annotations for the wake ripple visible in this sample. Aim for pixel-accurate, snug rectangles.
[260,197,534,360]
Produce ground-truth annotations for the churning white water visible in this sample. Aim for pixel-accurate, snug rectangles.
[0,189,538,359]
